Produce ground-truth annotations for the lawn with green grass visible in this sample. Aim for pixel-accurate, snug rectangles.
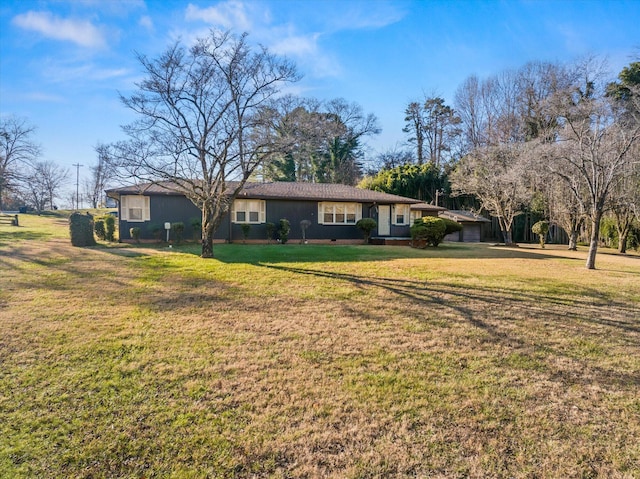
[1,214,639,478]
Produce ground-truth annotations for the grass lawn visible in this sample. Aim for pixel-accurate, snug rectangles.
[1,214,639,478]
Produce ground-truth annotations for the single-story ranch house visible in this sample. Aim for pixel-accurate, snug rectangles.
[106,181,448,243]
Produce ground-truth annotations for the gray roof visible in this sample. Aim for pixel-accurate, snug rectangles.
[410,202,447,212]
[439,210,491,223]
[106,181,421,204]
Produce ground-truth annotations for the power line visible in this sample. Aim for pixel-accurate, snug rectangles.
[72,163,83,210]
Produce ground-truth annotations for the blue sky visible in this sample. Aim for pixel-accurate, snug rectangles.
[1,0,638,197]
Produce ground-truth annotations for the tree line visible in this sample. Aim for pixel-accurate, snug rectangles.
[363,59,640,269]
[0,116,118,212]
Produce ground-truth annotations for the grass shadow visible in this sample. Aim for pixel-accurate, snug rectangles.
[258,263,640,390]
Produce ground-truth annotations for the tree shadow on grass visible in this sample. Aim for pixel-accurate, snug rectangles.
[258,263,640,389]
[0,228,54,245]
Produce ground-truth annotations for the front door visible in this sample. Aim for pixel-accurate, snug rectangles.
[378,205,390,236]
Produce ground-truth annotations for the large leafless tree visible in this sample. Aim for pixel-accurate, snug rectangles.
[544,63,640,268]
[0,116,41,210]
[111,30,299,257]
[23,160,69,212]
[451,144,532,245]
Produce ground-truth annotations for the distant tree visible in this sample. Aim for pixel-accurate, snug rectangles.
[403,101,425,164]
[451,144,532,246]
[264,97,379,185]
[23,161,68,211]
[359,162,444,203]
[84,143,116,208]
[370,146,414,172]
[0,116,41,210]
[422,97,462,168]
[109,30,299,258]
[403,97,461,168]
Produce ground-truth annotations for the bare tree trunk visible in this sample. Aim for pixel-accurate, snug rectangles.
[568,230,578,251]
[201,208,215,258]
[618,232,628,254]
[586,210,603,269]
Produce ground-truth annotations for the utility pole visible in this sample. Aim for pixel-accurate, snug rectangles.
[72,163,83,210]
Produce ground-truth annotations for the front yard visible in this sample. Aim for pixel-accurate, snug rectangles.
[1,214,639,477]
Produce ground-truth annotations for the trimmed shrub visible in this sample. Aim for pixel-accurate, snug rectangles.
[150,224,163,242]
[410,216,446,248]
[130,227,141,244]
[69,212,96,247]
[532,220,549,248]
[441,217,463,236]
[171,222,185,245]
[94,218,106,240]
[104,215,116,242]
[265,222,275,244]
[355,218,377,244]
[278,218,290,244]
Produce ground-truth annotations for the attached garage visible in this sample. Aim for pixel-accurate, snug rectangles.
[439,210,491,242]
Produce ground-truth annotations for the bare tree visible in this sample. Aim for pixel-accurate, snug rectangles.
[607,144,640,253]
[84,143,116,208]
[536,163,586,250]
[0,116,41,210]
[22,161,68,211]
[111,30,299,258]
[451,144,532,245]
[545,63,640,268]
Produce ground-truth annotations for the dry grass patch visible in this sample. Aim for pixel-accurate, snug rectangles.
[1,218,639,478]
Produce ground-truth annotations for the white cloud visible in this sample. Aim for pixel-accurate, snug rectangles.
[25,92,67,103]
[139,15,154,31]
[185,1,251,31]
[12,11,107,49]
[269,33,320,57]
[40,60,129,85]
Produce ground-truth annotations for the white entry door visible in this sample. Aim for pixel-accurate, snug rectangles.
[378,205,390,236]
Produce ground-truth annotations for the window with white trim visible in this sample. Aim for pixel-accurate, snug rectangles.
[120,195,150,222]
[393,204,410,225]
[232,199,265,224]
[318,202,361,225]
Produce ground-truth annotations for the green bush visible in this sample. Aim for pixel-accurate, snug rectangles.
[104,215,116,242]
[171,222,185,245]
[355,218,377,244]
[150,224,163,242]
[94,218,106,240]
[129,227,141,244]
[265,222,275,244]
[69,212,96,247]
[532,220,550,248]
[278,218,290,244]
[410,216,446,248]
[441,217,463,236]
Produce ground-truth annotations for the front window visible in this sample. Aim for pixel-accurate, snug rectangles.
[232,199,265,224]
[121,195,150,222]
[394,204,410,225]
[319,202,360,225]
